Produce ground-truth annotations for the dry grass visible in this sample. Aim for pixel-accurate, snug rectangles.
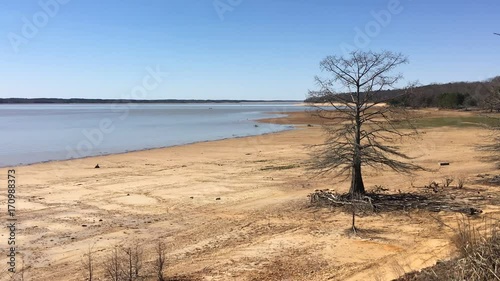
[456,177,466,189]
[451,217,500,280]
[394,217,500,281]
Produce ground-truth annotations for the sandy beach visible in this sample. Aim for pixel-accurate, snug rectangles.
[1,109,499,281]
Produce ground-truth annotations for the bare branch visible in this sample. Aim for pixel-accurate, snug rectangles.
[154,240,167,281]
[309,50,423,196]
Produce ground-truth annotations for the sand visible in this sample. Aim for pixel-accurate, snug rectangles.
[0,109,498,281]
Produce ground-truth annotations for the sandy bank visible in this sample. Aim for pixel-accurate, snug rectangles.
[0,109,498,281]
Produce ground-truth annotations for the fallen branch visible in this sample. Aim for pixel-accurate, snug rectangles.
[309,189,483,215]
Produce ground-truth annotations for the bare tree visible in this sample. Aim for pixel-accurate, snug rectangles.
[132,243,143,279]
[481,78,500,112]
[122,242,143,281]
[482,78,500,156]
[310,50,423,198]
[122,246,135,281]
[154,241,167,281]
[105,246,124,281]
[125,247,134,281]
[82,245,96,281]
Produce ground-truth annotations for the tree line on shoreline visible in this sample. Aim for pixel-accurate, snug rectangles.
[306,76,500,111]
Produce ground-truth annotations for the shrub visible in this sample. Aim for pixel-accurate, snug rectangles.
[394,218,500,281]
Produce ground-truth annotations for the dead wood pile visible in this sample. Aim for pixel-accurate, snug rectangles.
[309,189,483,215]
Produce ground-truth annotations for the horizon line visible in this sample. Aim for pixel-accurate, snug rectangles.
[0,98,304,104]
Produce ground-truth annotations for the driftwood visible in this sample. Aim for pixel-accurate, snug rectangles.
[309,190,482,215]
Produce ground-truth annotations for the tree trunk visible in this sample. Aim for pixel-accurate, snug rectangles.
[350,95,365,197]
[349,161,365,197]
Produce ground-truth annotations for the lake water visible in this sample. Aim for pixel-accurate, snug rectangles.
[0,103,309,167]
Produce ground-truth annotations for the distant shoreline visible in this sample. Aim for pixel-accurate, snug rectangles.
[0,98,302,104]
[0,104,305,167]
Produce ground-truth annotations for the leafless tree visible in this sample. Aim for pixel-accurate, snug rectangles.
[122,242,143,281]
[105,246,124,281]
[154,241,167,281]
[132,243,143,279]
[481,78,500,112]
[309,50,424,198]
[82,245,96,281]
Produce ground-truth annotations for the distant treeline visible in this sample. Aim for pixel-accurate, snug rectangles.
[306,76,500,111]
[0,98,300,104]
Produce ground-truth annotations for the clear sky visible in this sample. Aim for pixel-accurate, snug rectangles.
[0,0,498,100]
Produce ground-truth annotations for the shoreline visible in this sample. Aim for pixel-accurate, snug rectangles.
[4,108,488,169]
[0,100,304,104]
[1,108,498,280]
[0,104,306,168]
[2,114,300,169]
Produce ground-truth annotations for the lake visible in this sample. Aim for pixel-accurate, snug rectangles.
[0,103,309,167]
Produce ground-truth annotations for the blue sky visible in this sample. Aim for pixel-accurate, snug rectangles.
[0,0,498,100]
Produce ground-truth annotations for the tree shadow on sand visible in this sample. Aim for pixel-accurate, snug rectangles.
[308,187,494,234]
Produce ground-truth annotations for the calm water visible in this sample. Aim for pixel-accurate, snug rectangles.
[0,103,309,167]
